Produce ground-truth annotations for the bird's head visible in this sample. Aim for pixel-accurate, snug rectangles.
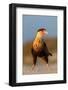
[36,28,48,39]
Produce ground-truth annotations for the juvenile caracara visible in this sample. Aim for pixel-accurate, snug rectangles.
[31,28,52,68]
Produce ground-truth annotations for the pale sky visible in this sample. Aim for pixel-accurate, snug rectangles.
[23,15,57,43]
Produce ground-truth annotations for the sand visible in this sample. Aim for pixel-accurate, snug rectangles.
[23,53,57,75]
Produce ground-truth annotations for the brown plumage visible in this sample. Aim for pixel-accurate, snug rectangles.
[31,28,52,68]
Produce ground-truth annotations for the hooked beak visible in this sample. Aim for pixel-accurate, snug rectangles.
[44,31,48,35]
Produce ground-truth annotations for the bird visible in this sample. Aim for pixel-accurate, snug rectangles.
[31,28,52,69]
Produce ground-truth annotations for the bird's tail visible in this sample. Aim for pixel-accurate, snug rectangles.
[49,52,52,56]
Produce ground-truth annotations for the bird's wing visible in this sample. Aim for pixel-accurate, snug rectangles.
[43,41,52,56]
[43,41,50,53]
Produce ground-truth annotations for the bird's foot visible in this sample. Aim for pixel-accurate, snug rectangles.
[46,64,49,69]
[32,64,35,70]
[32,64,38,73]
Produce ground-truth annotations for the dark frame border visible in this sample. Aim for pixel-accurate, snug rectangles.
[9,3,66,86]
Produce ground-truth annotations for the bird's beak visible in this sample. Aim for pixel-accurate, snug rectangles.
[44,31,48,35]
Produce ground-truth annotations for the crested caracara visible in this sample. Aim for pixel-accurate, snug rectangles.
[31,28,52,68]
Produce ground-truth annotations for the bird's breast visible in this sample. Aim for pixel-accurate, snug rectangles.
[33,39,43,52]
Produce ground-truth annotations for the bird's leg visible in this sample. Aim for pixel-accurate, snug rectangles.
[43,56,49,68]
[32,56,37,70]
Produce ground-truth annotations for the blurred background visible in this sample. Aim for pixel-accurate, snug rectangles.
[23,15,57,75]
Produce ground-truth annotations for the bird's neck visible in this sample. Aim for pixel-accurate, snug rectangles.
[36,33,42,40]
[36,34,44,41]
[35,36,42,41]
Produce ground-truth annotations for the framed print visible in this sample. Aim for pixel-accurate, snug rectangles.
[9,3,66,86]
